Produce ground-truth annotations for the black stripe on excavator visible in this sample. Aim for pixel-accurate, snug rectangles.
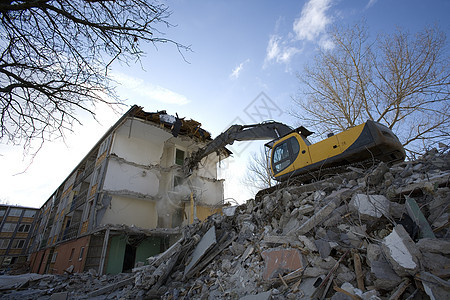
[275,123,376,182]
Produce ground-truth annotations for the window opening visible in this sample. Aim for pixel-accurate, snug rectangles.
[175,149,185,166]
[18,224,31,232]
[51,251,58,263]
[69,248,75,261]
[9,208,22,217]
[0,239,10,249]
[2,223,16,232]
[79,247,85,261]
[23,210,36,218]
[11,239,25,249]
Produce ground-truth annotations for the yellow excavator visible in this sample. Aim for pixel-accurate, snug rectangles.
[184,120,405,184]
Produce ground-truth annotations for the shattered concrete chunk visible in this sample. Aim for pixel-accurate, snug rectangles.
[297,235,318,252]
[294,199,339,235]
[419,271,450,300]
[417,238,450,255]
[366,243,383,266]
[350,194,390,219]
[381,225,422,276]
[368,162,389,185]
[49,292,68,300]
[223,206,237,216]
[298,276,325,298]
[370,260,402,290]
[261,248,304,280]
[240,291,271,300]
[315,239,331,258]
[184,226,217,277]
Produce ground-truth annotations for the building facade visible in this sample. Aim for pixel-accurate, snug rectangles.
[0,205,38,271]
[28,106,228,275]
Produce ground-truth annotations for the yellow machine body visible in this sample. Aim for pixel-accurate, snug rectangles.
[269,120,405,182]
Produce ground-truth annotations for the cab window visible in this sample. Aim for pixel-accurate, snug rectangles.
[272,137,300,174]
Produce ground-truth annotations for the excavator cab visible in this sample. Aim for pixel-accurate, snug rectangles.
[271,136,300,173]
[267,120,405,182]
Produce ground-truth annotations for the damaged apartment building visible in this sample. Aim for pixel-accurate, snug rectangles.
[28,105,229,275]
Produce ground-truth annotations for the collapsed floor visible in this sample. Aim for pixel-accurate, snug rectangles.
[1,149,449,300]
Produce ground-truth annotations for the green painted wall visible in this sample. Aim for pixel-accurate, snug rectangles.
[135,237,161,264]
[106,235,126,274]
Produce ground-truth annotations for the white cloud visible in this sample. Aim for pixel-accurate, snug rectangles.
[264,35,301,66]
[318,35,334,50]
[230,59,250,79]
[142,85,190,105]
[293,0,333,41]
[278,47,301,64]
[112,72,190,105]
[266,35,281,62]
[263,0,335,67]
[366,0,378,9]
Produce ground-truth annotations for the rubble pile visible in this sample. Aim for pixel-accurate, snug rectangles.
[1,150,449,299]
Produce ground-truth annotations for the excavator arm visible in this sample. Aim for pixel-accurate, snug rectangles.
[184,121,292,176]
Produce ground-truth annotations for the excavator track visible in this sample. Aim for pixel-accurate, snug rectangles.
[255,158,384,200]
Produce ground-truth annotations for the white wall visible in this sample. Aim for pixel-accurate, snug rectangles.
[102,159,160,197]
[100,195,158,228]
[111,119,172,165]
[99,117,226,228]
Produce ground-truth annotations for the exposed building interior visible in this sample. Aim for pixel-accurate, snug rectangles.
[25,105,229,275]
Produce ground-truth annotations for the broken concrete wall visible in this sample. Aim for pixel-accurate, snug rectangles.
[102,159,160,197]
[100,116,225,229]
[100,196,158,229]
[189,176,225,206]
[110,118,171,166]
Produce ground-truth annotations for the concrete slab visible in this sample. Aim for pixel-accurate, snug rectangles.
[417,238,450,255]
[0,273,53,290]
[50,292,68,300]
[350,194,390,219]
[419,271,450,300]
[382,225,421,276]
[240,291,271,300]
[298,276,325,299]
[223,206,237,216]
[184,225,217,277]
[315,239,331,258]
[294,201,338,235]
[370,260,402,290]
[261,248,304,280]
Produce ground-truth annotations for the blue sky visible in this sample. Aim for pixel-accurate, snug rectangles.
[1,0,449,207]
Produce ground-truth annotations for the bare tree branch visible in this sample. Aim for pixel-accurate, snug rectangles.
[0,0,189,154]
[242,148,274,194]
[291,23,450,156]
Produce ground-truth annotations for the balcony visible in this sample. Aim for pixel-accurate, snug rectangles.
[74,162,95,186]
[58,222,81,242]
[70,189,88,212]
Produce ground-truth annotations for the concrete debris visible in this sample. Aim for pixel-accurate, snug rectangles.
[261,248,305,280]
[350,194,390,219]
[381,224,422,276]
[184,225,217,278]
[1,149,449,299]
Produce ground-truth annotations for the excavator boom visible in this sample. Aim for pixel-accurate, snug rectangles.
[184,121,292,175]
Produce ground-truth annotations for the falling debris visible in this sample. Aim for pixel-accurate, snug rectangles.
[1,149,449,299]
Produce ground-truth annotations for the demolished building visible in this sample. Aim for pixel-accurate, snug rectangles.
[27,105,229,275]
[2,147,448,299]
